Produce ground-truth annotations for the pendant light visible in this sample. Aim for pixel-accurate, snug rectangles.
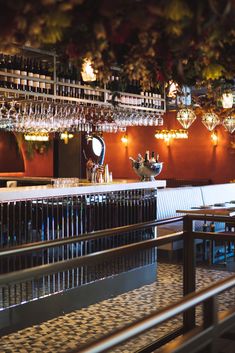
[223,115,235,133]
[176,108,196,129]
[221,92,233,109]
[81,59,96,82]
[201,112,220,131]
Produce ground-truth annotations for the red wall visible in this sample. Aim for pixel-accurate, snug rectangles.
[103,112,235,184]
[1,112,234,183]
[22,146,53,177]
[0,132,53,177]
[0,132,24,173]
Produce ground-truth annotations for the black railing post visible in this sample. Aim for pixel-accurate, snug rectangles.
[183,215,196,332]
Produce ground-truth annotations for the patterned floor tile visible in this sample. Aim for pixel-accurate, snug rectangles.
[0,262,234,353]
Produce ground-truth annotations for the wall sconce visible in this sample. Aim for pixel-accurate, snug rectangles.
[24,133,49,142]
[155,129,188,146]
[60,132,74,144]
[86,134,93,142]
[211,130,218,147]
[81,58,96,82]
[121,134,128,146]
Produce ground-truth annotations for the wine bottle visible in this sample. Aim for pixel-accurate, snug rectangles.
[65,64,73,97]
[150,151,156,163]
[137,153,143,162]
[58,64,65,96]
[140,91,145,107]
[7,55,14,89]
[33,59,40,92]
[13,56,21,89]
[76,72,82,99]
[0,54,7,87]
[43,62,51,94]
[39,61,46,93]
[144,153,148,163]
[71,65,77,98]
[210,222,215,232]
[28,58,34,92]
[145,92,149,108]
[20,57,28,91]
[144,150,150,164]
[202,221,208,232]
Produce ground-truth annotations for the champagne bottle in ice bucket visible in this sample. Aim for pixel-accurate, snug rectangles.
[130,150,163,181]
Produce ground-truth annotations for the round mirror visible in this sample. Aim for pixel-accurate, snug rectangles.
[83,135,105,165]
[92,137,103,157]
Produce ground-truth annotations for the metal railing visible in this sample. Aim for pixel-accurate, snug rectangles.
[0,216,183,339]
[0,224,182,286]
[1,212,234,353]
[0,189,157,272]
[66,214,235,353]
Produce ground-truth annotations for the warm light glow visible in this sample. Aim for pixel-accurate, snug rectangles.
[223,115,235,133]
[176,108,196,129]
[221,92,233,109]
[211,131,218,146]
[81,59,96,82]
[155,129,188,145]
[60,132,74,144]
[201,112,220,131]
[86,134,93,142]
[167,81,179,98]
[24,133,49,141]
[121,134,128,146]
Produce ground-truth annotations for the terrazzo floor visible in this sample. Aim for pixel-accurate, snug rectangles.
[0,262,234,353]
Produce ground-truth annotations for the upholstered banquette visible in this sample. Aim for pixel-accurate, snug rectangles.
[157,186,204,251]
[156,183,235,253]
[200,183,235,205]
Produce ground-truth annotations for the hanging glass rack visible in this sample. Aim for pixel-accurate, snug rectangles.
[0,47,166,133]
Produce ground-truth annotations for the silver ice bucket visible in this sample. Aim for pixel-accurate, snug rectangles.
[130,160,163,181]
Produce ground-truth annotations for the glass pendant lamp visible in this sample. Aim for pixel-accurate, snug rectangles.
[176,108,196,129]
[201,112,220,131]
[81,59,96,82]
[223,115,235,133]
[221,92,233,109]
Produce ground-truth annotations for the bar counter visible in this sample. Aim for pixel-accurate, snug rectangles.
[0,179,166,201]
[0,179,165,332]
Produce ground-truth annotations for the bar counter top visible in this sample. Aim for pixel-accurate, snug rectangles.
[0,179,166,202]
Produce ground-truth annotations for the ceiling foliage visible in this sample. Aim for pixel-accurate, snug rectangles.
[0,0,234,89]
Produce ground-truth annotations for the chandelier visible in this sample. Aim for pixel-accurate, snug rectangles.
[176,108,196,129]
[24,133,49,141]
[155,129,188,145]
[201,112,220,131]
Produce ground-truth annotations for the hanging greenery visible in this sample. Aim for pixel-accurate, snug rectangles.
[15,133,52,160]
[0,0,234,89]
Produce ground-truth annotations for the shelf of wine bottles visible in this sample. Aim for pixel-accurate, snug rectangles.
[0,50,165,112]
